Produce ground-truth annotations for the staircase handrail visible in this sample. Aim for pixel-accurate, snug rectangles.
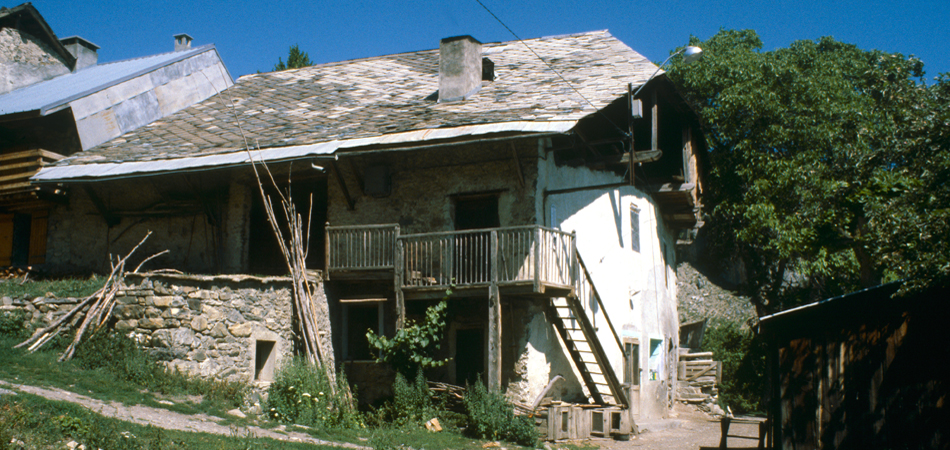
[576,252,623,353]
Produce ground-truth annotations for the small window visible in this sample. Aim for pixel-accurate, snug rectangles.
[344,301,383,360]
[629,206,640,253]
[624,341,640,386]
[648,338,663,380]
[255,340,276,381]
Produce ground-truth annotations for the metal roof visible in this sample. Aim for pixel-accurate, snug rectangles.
[0,44,226,116]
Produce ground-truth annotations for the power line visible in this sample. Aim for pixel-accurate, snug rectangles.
[473,0,630,138]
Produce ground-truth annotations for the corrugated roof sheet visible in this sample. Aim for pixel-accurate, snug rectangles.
[36,30,663,181]
[0,44,222,116]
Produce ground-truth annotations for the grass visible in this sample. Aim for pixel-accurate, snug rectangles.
[0,392,329,450]
[0,275,103,299]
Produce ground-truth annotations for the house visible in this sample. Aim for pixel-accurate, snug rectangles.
[0,3,232,267]
[29,30,706,430]
[758,282,950,449]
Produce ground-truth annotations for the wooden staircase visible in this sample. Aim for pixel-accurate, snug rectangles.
[547,254,628,408]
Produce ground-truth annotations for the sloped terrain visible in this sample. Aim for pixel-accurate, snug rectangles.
[676,262,756,328]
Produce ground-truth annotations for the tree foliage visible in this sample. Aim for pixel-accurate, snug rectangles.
[667,29,949,312]
[366,299,449,379]
[273,44,313,71]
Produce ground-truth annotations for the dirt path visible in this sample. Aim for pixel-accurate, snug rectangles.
[594,404,763,450]
[0,379,369,449]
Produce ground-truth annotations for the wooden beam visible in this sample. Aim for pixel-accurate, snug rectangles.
[330,159,356,210]
[488,229,502,391]
[83,186,119,227]
[651,91,658,152]
[510,143,525,188]
[620,149,663,164]
[394,233,406,329]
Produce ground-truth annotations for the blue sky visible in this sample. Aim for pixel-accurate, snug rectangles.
[27,0,950,81]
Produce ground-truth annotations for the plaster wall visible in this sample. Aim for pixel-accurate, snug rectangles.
[0,27,70,95]
[539,160,680,419]
[71,51,231,150]
[327,140,537,232]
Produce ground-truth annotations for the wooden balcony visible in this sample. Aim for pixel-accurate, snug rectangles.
[326,224,577,299]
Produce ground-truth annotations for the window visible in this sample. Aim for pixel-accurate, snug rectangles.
[254,339,276,381]
[648,338,663,380]
[624,340,640,386]
[629,205,640,253]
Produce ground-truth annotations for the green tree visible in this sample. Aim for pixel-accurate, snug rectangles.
[273,44,313,71]
[666,29,949,312]
[366,299,449,379]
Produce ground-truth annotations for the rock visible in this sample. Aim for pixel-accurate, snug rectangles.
[708,404,725,417]
[203,305,224,321]
[152,328,196,348]
[227,408,247,418]
[229,322,254,337]
[1,296,12,306]
[138,318,165,329]
[191,316,208,332]
[187,298,202,311]
[114,304,145,319]
[225,309,246,324]
[209,322,230,338]
[115,319,138,331]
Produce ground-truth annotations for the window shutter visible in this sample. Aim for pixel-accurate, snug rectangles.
[28,210,48,265]
[0,214,13,266]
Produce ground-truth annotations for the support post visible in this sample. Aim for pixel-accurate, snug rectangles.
[488,229,502,391]
[395,231,405,329]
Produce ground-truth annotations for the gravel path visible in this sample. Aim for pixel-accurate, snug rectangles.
[595,404,763,450]
[0,379,368,449]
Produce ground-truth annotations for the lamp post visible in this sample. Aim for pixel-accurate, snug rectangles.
[627,45,702,185]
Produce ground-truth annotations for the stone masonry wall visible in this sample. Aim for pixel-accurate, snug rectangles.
[1,272,295,383]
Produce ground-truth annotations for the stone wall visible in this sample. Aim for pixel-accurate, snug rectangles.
[1,272,295,383]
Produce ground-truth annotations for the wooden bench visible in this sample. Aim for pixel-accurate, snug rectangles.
[719,416,768,449]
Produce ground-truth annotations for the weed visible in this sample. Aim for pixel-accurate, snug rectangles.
[0,309,30,339]
[0,275,102,300]
[388,371,436,426]
[266,357,361,430]
[463,379,538,447]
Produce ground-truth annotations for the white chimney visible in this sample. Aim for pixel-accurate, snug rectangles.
[438,35,482,102]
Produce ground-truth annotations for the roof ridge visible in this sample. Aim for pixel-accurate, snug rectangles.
[96,43,217,67]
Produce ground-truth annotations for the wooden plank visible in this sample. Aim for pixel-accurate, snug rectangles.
[0,214,13,266]
[679,351,714,359]
[28,210,48,265]
[487,230,501,391]
[0,160,43,172]
[0,149,64,163]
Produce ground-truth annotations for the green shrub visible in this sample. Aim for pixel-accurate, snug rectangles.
[367,299,449,379]
[463,380,538,447]
[387,371,436,426]
[0,310,30,339]
[266,357,360,430]
[75,330,161,387]
[701,322,767,414]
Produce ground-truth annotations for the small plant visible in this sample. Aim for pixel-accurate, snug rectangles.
[367,298,449,379]
[266,357,360,430]
[463,379,538,447]
[387,371,436,426]
[0,309,30,339]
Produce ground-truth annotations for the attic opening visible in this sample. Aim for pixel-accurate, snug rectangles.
[248,169,328,274]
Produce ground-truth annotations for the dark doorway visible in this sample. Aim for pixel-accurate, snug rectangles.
[249,176,328,274]
[456,328,485,385]
[453,196,499,284]
[454,195,499,231]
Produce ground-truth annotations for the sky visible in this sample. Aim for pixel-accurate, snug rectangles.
[25,0,950,82]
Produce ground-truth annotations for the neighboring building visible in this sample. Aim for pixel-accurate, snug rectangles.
[0,3,232,267]
[31,30,705,429]
[759,282,950,449]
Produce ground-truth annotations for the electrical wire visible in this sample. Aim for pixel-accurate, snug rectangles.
[473,0,630,138]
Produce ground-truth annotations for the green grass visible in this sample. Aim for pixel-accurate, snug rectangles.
[0,392,330,450]
[0,275,104,299]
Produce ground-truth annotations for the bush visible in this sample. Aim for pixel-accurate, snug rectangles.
[367,299,449,379]
[0,310,30,339]
[701,322,767,414]
[387,371,436,427]
[75,330,161,387]
[266,357,360,430]
[463,380,538,447]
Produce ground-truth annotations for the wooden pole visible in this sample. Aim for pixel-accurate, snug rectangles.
[488,229,502,391]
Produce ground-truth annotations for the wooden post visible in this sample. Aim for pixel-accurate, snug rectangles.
[488,229,502,391]
[395,230,405,329]
[324,222,331,279]
[533,227,542,293]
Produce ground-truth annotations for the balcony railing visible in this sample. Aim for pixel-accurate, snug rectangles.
[326,224,576,293]
[325,224,399,273]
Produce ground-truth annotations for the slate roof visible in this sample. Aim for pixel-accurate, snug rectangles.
[0,44,224,116]
[37,30,663,179]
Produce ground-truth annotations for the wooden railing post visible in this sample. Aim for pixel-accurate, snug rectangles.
[488,229,501,391]
[533,227,542,292]
[395,228,405,329]
[324,222,331,279]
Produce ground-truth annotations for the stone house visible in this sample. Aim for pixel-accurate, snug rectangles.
[29,30,705,429]
[0,2,232,267]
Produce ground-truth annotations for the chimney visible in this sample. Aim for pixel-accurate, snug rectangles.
[174,33,193,51]
[439,35,482,102]
[60,36,99,71]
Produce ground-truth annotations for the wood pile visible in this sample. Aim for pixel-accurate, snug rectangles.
[0,267,32,280]
[14,232,167,361]
[676,349,721,403]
